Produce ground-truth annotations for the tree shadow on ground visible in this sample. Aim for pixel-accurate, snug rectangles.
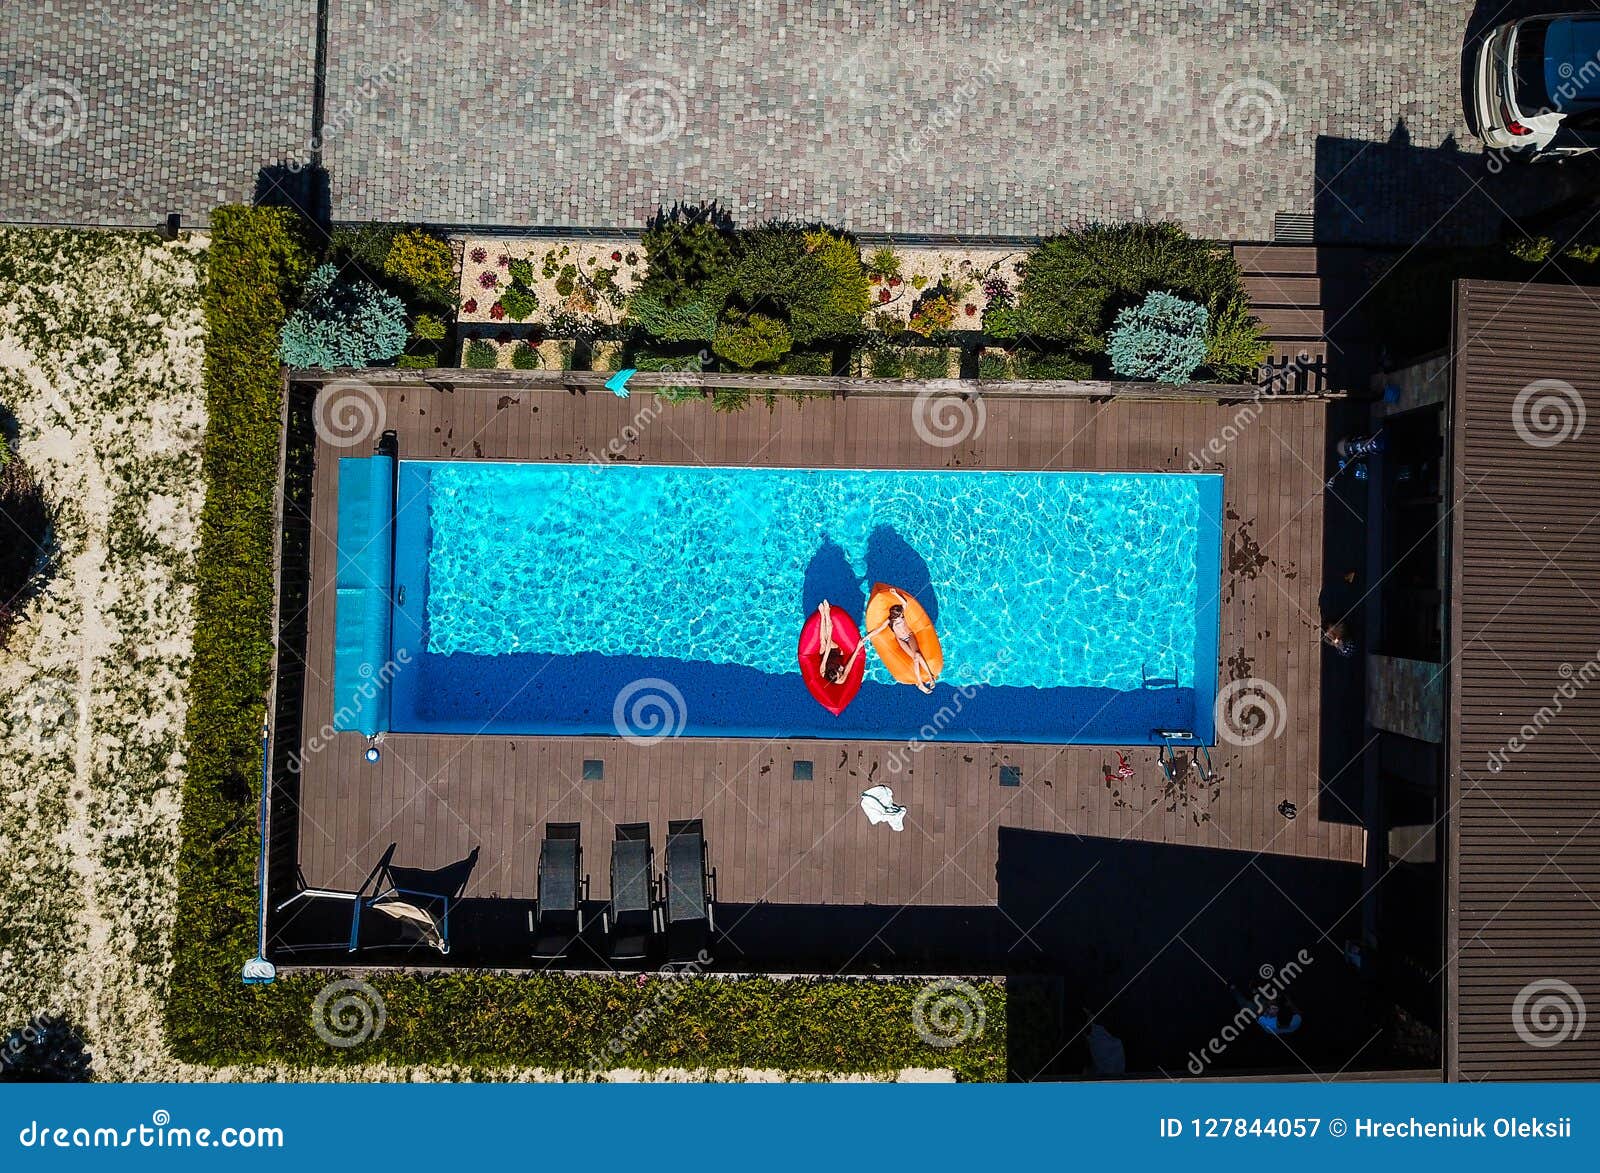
[865,523,939,623]
[801,535,865,618]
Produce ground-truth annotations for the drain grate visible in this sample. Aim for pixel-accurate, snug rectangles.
[1273,211,1315,243]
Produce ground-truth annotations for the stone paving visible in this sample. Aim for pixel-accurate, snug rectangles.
[0,2,1558,244]
[1,1,315,227]
[322,1,1489,243]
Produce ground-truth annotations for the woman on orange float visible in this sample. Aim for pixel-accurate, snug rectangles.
[865,586,939,694]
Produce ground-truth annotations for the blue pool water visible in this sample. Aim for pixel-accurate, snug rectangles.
[383,462,1223,744]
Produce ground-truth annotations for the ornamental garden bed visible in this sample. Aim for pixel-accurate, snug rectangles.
[457,239,644,329]
[274,203,1270,397]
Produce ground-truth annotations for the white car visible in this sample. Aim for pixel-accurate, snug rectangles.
[1473,13,1600,159]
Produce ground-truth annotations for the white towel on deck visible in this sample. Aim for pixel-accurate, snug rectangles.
[860,785,906,832]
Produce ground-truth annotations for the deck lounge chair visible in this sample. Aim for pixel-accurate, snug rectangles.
[603,822,658,962]
[661,818,716,963]
[531,822,587,959]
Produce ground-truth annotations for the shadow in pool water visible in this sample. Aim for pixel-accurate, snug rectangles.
[865,524,939,623]
[389,649,1196,744]
[800,536,865,618]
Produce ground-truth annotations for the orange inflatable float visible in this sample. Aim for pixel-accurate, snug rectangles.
[865,583,943,688]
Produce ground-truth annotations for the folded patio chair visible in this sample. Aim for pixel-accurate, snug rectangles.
[531,822,587,960]
[603,822,658,963]
[661,818,716,963]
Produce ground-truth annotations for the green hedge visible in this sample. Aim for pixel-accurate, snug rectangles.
[166,207,1006,1078]
[180,972,1006,1080]
[167,205,313,1059]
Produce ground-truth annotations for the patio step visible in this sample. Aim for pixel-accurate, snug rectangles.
[1243,275,1321,306]
[1233,243,1319,275]
[1252,305,1326,339]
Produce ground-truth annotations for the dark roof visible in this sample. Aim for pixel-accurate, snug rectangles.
[1448,279,1600,1080]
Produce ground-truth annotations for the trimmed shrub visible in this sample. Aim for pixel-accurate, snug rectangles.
[279,264,408,368]
[396,352,440,369]
[1107,291,1210,384]
[1015,348,1094,380]
[908,347,954,379]
[978,350,1014,379]
[1203,297,1269,382]
[981,303,1025,340]
[412,313,446,342]
[712,312,792,369]
[788,229,869,344]
[511,341,542,369]
[382,229,455,304]
[1015,222,1245,353]
[464,339,499,369]
[326,223,402,283]
[499,283,539,321]
[729,225,868,345]
[868,347,906,378]
[776,349,833,376]
[638,201,739,309]
[626,291,720,342]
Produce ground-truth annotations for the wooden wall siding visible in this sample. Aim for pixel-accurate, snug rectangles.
[1448,280,1600,1081]
[289,383,1361,913]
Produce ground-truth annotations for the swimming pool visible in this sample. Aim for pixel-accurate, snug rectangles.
[370,462,1222,745]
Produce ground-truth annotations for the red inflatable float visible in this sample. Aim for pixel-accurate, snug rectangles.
[797,604,866,715]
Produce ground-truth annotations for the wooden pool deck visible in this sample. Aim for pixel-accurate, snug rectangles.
[288,383,1364,912]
